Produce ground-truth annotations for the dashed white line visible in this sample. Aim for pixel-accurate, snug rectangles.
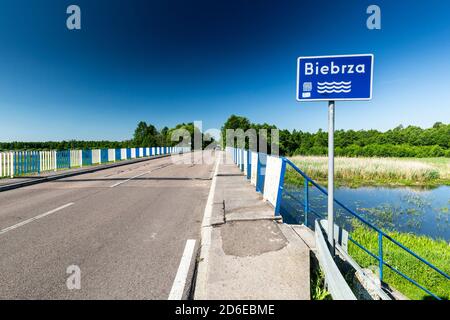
[168,239,197,300]
[109,170,152,188]
[109,160,183,188]
[0,203,74,236]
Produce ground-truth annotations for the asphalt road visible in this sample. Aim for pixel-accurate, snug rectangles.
[0,152,216,299]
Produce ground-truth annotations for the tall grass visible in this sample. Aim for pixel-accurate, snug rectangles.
[349,224,450,300]
[289,156,448,186]
[311,269,332,300]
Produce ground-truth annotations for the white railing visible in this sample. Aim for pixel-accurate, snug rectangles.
[0,152,14,178]
[92,149,101,164]
[120,148,127,160]
[70,150,82,167]
[108,148,116,162]
[226,147,283,210]
[40,150,56,172]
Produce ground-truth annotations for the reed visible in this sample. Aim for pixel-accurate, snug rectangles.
[288,156,449,186]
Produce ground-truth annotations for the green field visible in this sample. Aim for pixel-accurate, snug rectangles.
[349,224,450,300]
[288,156,450,187]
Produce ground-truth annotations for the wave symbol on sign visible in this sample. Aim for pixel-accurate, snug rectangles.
[317,81,351,94]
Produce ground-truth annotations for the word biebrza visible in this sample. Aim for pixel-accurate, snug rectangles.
[305,62,366,75]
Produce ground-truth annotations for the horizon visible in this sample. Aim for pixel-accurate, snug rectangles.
[0,119,446,143]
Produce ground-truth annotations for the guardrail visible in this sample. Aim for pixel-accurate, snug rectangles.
[227,147,285,212]
[315,219,357,300]
[0,146,189,178]
[227,147,450,300]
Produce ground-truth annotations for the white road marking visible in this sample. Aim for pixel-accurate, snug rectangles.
[109,158,186,188]
[202,155,220,227]
[109,170,152,188]
[0,203,74,236]
[168,239,197,300]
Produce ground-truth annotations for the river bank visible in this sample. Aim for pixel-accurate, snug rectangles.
[349,224,449,300]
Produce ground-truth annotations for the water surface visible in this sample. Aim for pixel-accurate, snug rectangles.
[281,185,450,241]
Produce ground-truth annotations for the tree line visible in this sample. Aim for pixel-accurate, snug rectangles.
[2,117,448,157]
[222,115,450,157]
[133,121,216,150]
[0,121,216,151]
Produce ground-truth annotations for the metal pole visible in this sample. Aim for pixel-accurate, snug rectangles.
[378,232,383,282]
[328,100,335,253]
[304,178,309,226]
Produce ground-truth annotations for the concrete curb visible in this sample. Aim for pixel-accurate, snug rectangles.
[0,154,173,193]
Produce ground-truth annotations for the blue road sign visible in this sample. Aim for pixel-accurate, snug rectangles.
[296,54,374,101]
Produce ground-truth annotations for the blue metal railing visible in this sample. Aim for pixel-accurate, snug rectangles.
[256,153,267,193]
[101,149,109,163]
[82,149,92,166]
[246,150,251,179]
[56,150,71,170]
[281,158,449,300]
[115,148,121,161]
[14,151,40,175]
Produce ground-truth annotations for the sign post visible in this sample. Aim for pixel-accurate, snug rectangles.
[296,54,374,254]
[328,100,335,252]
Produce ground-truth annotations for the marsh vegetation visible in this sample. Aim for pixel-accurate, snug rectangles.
[288,156,450,187]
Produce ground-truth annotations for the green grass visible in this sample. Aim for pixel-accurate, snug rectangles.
[310,269,332,300]
[348,224,450,300]
[288,156,450,187]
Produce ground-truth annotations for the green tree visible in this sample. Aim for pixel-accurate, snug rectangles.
[221,115,251,148]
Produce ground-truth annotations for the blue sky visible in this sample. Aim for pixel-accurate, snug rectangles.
[0,0,449,141]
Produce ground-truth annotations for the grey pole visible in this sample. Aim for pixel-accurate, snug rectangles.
[328,100,335,253]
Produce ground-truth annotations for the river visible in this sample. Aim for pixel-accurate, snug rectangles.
[281,185,450,241]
